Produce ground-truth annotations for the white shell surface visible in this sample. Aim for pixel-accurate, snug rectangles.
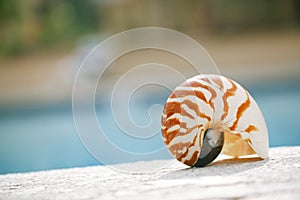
[161,74,269,166]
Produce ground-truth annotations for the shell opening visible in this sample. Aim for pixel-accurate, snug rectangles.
[194,129,224,167]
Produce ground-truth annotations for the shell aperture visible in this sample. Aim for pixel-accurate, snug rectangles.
[161,74,269,167]
[194,129,224,167]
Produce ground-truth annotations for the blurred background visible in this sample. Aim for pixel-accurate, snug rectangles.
[0,0,300,174]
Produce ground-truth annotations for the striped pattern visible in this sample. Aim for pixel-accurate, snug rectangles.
[161,74,269,166]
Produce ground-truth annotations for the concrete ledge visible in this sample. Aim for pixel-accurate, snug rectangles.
[1,146,300,200]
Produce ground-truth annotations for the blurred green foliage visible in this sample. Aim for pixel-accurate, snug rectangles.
[0,0,299,56]
[0,0,20,22]
[210,0,299,31]
[0,0,21,54]
[38,0,99,44]
[0,0,100,55]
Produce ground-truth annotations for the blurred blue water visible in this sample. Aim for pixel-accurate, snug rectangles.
[0,78,300,174]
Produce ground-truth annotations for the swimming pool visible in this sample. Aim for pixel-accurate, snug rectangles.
[0,78,299,174]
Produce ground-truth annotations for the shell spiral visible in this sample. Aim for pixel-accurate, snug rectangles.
[161,74,269,166]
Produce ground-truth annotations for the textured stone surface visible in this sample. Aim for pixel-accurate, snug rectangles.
[1,147,300,200]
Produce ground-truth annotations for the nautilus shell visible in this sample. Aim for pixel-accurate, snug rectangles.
[161,74,269,167]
